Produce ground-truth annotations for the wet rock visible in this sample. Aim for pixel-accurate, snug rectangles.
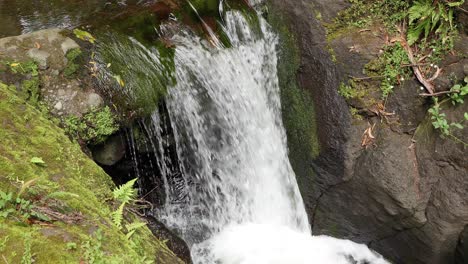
[269,0,468,263]
[146,216,193,264]
[456,226,468,264]
[87,92,104,109]
[61,37,80,54]
[27,48,50,69]
[92,134,126,166]
[189,0,219,16]
[458,1,468,34]
[0,29,103,117]
[386,80,428,134]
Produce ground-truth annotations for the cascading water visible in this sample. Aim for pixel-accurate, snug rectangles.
[99,3,389,263]
[156,9,388,264]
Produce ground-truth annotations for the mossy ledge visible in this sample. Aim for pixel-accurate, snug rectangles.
[265,2,320,199]
[0,84,182,263]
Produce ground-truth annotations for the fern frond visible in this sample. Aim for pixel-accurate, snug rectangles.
[125,222,147,239]
[113,178,138,204]
[111,203,125,230]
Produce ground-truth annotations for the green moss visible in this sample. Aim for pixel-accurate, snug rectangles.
[64,48,82,77]
[64,106,119,145]
[97,33,173,116]
[6,60,39,77]
[266,3,320,188]
[187,0,219,16]
[21,77,40,104]
[326,0,410,38]
[364,43,411,98]
[0,85,182,264]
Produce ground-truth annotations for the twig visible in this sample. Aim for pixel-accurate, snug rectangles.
[401,63,430,67]
[420,90,455,97]
[457,6,468,13]
[140,186,159,200]
[2,255,9,264]
[397,25,436,94]
[349,75,385,80]
[428,67,443,82]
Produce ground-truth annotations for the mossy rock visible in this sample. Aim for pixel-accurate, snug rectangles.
[0,85,182,263]
[190,0,219,15]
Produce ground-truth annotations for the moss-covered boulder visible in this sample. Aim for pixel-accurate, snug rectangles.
[189,0,219,16]
[0,84,182,263]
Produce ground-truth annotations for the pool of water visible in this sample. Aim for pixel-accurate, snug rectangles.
[0,0,156,37]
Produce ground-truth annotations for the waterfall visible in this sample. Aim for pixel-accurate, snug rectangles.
[99,5,389,264]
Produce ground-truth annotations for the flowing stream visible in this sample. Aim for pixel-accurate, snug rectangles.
[100,3,390,264]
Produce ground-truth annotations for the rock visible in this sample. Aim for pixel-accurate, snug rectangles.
[54,101,63,111]
[456,226,468,264]
[26,48,50,69]
[0,29,69,71]
[386,80,428,134]
[268,0,468,263]
[92,134,126,166]
[86,92,104,109]
[60,37,80,54]
[189,0,219,16]
[0,29,106,117]
[458,1,468,34]
[146,216,193,264]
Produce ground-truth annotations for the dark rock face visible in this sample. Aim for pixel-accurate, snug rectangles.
[92,134,127,166]
[146,216,193,264]
[267,0,351,221]
[268,0,468,263]
[456,226,468,264]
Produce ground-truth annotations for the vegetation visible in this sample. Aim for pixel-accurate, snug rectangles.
[329,0,466,144]
[365,43,412,98]
[7,61,39,77]
[64,106,119,145]
[64,48,83,77]
[73,29,96,44]
[96,33,174,115]
[428,78,468,145]
[111,178,138,230]
[407,0,464,45]
[0,79,181,264]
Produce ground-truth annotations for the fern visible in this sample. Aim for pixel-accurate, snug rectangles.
[111,203,125,230]
[407,0,463,45]
[111,179,138,229]
[125,222,147,239]
[112,178,137,204]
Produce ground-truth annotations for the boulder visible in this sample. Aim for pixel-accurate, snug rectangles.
[268,0,468,263]
[92,134,127,166]
[0,29,103,117]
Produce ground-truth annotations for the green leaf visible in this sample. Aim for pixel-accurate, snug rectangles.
[451,123,464,129]
[30,157,46,166]
[111,203,125,230]
[73,29,96,44]
[113,178,137,204]
[113,75,125,87]
[464,113,468,121]
[125,222,146,239]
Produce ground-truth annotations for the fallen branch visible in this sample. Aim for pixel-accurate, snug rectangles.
[397,25,436,94]
[34,206,83,224]
[401,63,430,67]
[420,90,456,97]
[349,75,385,80]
